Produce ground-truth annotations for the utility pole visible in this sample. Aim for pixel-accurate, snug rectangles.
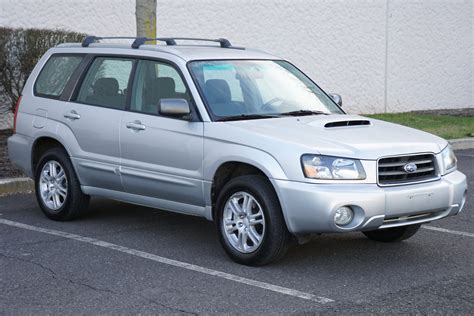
[136,0,157,42]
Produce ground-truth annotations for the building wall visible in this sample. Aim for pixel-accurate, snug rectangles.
[386,0,473,113]
[0,0,472,115]
[0,0,136,36]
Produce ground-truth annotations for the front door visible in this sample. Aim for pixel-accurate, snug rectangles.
[120,59,205,211]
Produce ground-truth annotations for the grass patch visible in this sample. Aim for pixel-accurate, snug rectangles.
[365,113,474,139]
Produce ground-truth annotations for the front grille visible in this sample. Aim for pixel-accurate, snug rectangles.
[378,154,438,185]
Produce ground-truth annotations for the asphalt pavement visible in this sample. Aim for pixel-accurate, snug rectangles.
[1,150,473,315]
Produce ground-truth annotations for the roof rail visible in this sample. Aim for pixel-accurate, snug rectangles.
[154,37,233,48]
[132,37,177,47]
[82,36,142,48]
[82,36,240,49]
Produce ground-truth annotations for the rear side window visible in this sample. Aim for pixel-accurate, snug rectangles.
[34,55,83,98]
[76,57,134,109]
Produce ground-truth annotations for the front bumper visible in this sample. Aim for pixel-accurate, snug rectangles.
[271,171,467,234]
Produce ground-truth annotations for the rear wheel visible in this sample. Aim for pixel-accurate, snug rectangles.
[35,147,89,221]
[216,175,290,266]
[363,224,421,242]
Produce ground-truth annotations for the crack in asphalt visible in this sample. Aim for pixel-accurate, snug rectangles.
[0,252,198,314]
[0,252,117,295]
[310,274,474,315]
[137,293,198,315]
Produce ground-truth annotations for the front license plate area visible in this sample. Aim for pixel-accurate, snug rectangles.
[384,183,450,216]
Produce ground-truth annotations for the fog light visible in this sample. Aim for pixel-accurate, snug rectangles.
[334,206,353,226]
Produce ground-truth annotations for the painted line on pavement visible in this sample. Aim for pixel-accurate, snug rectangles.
[456,153,474,158]
[0,218,333,304]
[423,225,474,238]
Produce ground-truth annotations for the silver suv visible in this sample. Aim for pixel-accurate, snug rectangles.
[8,36,467,265]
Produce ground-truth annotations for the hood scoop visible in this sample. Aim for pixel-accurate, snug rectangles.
[324,120,371,128]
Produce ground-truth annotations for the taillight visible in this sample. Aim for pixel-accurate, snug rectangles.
[13,95,22,134]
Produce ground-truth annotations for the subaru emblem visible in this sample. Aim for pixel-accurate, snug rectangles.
[403,163,418,173]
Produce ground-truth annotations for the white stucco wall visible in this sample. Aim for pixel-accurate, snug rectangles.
[0,0,472,114]
[386,0,473,113]
[0,0,136,36]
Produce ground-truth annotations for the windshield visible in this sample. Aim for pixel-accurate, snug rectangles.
[188,60,343,121]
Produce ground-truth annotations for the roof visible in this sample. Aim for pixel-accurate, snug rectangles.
[56,42,282,62]
[141,45,282,61]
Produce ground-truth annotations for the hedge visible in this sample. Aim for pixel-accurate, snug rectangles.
[0,28,86,112]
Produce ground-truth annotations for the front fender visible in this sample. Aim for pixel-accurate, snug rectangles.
[203,140,288,181]
[202,138,289,221]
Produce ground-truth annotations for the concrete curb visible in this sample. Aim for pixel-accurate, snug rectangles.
[0,177,34,196]
[449,138,474,150]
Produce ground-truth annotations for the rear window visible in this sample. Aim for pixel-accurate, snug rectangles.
[34,55,83,98]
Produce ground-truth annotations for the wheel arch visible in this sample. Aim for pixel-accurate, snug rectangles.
[208,159,287,224]
[31,136,72,175]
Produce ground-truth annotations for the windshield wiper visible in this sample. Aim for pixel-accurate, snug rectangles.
[280,110,329,116]
[216,114,279,122]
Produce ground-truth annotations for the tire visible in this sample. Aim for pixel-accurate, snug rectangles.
[34,147,89,221]
[215,175,290,266]
[363,224,421,242]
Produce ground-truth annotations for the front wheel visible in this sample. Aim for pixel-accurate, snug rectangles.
[216,175,290,266]
[363,224,421,242]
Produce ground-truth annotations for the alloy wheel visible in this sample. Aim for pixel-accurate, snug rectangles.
[222,191,266,253]
[39,160,68,210]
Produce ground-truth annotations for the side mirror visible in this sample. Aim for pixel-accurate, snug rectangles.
[328,93,342,107]
[159,98,191,118]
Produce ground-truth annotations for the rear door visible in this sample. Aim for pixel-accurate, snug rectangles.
[119,59,205,211]
[62,56,135,191]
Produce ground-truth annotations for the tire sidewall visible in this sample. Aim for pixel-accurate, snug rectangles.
[216,176,283,264]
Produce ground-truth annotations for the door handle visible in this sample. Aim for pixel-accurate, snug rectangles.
[126,121,146,131]
[64,111,81,120]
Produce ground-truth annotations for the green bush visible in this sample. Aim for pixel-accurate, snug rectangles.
[0,28,86,112]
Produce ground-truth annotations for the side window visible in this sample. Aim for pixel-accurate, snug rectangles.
[76,57,134,109]
[155,63,187,93]
[35,55,83,98]
[131,59,191,115]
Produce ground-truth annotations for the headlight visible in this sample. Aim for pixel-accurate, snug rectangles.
[301,155,366,180]
[441,145,457,174]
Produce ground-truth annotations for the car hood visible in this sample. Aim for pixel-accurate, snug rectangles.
[223,114,448,160]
